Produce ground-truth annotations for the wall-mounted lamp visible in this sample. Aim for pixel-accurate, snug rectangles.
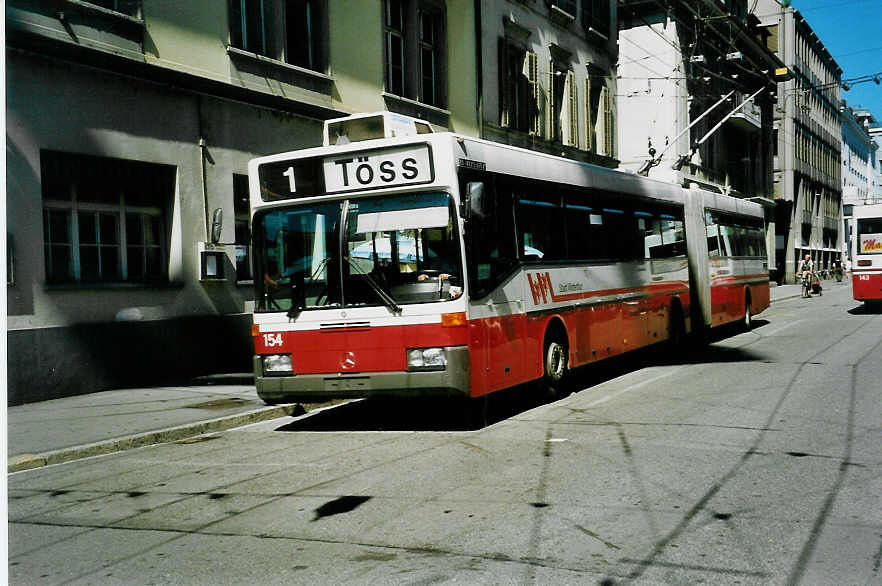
[198,242,226,281]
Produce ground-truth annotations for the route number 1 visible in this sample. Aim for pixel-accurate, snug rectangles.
[282,166,296,193]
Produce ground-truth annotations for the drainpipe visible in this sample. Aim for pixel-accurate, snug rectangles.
[474,0,483,137]
[197,96,210,242]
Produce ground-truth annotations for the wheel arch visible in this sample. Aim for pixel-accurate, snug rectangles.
[543,314,568,340]
[542,314,570,360]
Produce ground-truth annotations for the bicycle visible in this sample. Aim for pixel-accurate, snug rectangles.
[800,271,813,298]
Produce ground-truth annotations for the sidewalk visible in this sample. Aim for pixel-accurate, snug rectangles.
[4,282,817,473]
[7,377,305,472]
[769,282,803,302]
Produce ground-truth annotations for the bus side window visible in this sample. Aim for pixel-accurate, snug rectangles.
[565,199,595,260]
[719,223,736,256]
[663,216,686,257]
[737,226,752,256]
[587,211,608,259]
[705,212,720,257]
[603,207,637,261]
[755,226,767,256]
[516,188,564,261]
[637,211,660,259]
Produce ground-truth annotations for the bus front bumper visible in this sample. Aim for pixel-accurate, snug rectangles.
[254,345,470,403]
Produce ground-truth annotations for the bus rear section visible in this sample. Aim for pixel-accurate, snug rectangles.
[685,188,770,332]
[852,204,882,304]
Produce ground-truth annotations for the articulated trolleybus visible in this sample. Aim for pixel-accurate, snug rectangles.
[248,112,769,403]
[852,203,882,305]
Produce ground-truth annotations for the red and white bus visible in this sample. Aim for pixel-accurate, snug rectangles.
[852,203,882,304]
[248,112,769,403]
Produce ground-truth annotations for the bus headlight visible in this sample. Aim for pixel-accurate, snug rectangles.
[407,347,447,371]
[262,354,293,375]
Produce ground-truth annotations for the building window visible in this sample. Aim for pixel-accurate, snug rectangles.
[384,0,406,96]
[585,71,613,154]
[549,0,576,18]
[549,62,577,146]
[230,0,267,55]
[419,10,441,106]
[41,151,174,285]
[499,41,533,133]
[85,0,141,17]
[229,0,326,71]
[383,0,446,108]
[233,174,253,281]
[287,0,324,70]
[581,0,611,39]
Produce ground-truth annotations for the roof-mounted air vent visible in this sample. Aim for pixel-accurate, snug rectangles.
[323,112,433,146]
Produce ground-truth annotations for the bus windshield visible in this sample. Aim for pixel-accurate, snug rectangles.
[254,192,462,312]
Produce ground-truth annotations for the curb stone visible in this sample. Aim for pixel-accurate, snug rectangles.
[7,403,303,473]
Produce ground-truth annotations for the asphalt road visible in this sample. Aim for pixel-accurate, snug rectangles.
[8,283,881,585]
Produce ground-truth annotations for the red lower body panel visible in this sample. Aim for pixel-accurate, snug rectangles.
[853,271,882,301]
[709,276,769,327]
[467,291,688,397]
[255,323,469,376]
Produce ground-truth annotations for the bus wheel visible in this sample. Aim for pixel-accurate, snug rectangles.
[542,337,568,398]
[669,304,685,347]
[743,296,753,331]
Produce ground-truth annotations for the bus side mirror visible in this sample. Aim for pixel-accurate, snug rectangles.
[463,182,486,221]
[210,208,223,245]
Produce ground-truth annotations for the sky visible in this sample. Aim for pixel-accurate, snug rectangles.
[788,0,882,122]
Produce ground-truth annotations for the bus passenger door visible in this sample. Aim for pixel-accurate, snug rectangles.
[469,299,526,396]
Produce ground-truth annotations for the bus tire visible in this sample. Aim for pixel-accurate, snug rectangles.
[542,335,568,398]
[743,293,753,331]
[669,303,685,346]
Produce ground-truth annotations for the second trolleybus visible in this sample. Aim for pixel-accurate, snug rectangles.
[852,203,882,305]
[248,112,769,403]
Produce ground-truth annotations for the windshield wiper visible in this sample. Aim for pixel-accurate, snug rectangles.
[287,256,333,319]
[344,256,402,314]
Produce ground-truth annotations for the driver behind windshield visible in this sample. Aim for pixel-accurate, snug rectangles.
[417,236,459,282]
[416,234,462,299]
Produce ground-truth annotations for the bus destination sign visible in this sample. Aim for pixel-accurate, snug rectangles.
[323,145,433,193]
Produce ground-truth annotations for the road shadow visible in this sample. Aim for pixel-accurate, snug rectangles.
[848,302,882,315]
[274,387,545,433]
[274,323,767,434]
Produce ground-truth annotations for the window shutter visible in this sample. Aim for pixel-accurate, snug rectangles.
[567,71,578,147]
[558,70,573,146]
[602,85,614,157]
[547,65,555,140]
[499,39,510,128]
[525,51,541,136]
[597,85,607,155]
[584,75,593,151]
